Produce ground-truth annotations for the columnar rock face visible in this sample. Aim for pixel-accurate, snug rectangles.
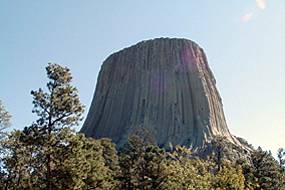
[81,38,240,148]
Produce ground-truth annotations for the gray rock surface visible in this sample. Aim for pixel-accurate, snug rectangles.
[81,38,241,148]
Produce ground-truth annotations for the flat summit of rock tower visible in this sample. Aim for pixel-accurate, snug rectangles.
[81,38,240,148]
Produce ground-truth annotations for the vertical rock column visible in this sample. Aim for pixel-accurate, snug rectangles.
[81,38,239,148]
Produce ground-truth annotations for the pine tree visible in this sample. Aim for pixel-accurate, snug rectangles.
[237,159,258,190]
[119,135,167,190]
[0,63,121,190]
[164,145,212,190]
[210,136,227,172]
[0,130,39,189]
[51,130,118,189]
[0,100,12,188]
[1,63,85,189]
[277,148,285,169]
[0,100,11,139]
[212,161,245,190]
[277,148,285,189]
[27,63,84,189]
[250,147,284,190]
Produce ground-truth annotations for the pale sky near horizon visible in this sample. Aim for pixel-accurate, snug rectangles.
[1,1,284,155]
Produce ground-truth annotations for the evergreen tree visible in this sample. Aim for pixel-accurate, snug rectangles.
[164,145,212,190]
[0,100,12,187]
[0,100,11,139]
[277,148,285,189]
[236,159,258,190]
[82,136,119,189]
[0,130,40,189]
[56,131,118,190]
[250,147,284,190]
[27,63,84,189]
[0,63,121,190]
[119,135,167,190]
[1,128,119,190]
[210,136,226,172]
[277,148,285,169]
[212,161,245,190]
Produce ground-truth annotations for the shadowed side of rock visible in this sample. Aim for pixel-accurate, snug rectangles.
[81,38,241,149]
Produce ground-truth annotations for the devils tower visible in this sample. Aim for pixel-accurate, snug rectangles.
[81,38,241,148]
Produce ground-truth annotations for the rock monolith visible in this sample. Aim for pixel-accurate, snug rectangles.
[81,38,241,148]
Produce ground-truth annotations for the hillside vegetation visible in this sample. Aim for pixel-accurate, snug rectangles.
[0,64,284,190]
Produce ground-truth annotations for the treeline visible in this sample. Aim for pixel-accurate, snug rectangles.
[0,63,285,190]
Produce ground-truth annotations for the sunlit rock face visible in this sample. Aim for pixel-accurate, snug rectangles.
[81,38,240,148]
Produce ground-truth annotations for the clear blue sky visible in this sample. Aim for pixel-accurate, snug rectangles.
[1,1,284,154]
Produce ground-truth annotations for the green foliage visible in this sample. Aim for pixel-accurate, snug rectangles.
[0,130,38,189]
[31,63,84,129]
[0,100,11,139]
[237,160,258,190]
[250,147,284,190]
[1,64,285,190]
[0,100,12,187]
[82,137,119,189]
[278,148,285,169]
[27,63,85,189]
[0,129,118,190]
[212,161,245,190]
[164,146,212,190]
[119,135,168,190]
[1,126,285,190]
[211,136,226,171]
